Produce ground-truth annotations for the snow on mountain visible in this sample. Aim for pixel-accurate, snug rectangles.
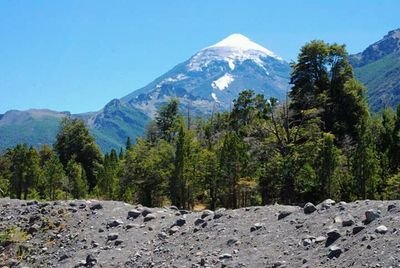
[122,33,290,116]
[211,73,235,91]
[187,33,283,72]
[207,33,281,59]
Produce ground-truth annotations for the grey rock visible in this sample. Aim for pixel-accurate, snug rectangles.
[365,209,380,223]
[278,210,292,220]
[141,207,152,217]
[107,219,123,228]
[327,228,341,241]
[107,233,119,241]
[342,214,355,227]
[194,218,206,226]
[128,209,141,219]
[375,225,388,234]
[158,231,168,240]
[143,213,156,222]
[250,223,263,232]
[304,202,317,214]
[175,218,186,227]
[90,203,103,210]
[169,226,180,235]
[353,225,366,234]
[328,245,343,259]
[86,254,97,266]
[321,199,336,209]
[218,253,233,260]
[201,210,214,219]
[115,239,123,246]
[226,238,239,246]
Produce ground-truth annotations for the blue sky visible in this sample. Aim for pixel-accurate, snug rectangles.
[0,0,399,114]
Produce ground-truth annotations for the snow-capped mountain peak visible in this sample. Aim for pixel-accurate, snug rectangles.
[187,33,283,72]
[122,33,290,117]
[206,33,280,59]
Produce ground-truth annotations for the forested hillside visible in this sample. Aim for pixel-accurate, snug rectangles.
[1,41,400,208]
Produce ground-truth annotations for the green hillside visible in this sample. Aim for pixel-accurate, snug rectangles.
[353,53,400,111]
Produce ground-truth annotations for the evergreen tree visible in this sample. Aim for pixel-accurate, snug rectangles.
[316,133,340,201]
[54,118,102,191]
[42,155,66,200]
[66,158,88,199]
[155,99,179,142]
[219,132,248,208]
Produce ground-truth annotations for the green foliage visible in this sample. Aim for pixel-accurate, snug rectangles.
[66,158,88,199]
[42,155,67,200]
[0,226,28,245]
[353,53,400,111]
[155,99,180,142]
[54,118,102,191]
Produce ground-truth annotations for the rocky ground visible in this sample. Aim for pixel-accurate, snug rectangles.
[1,198,400,268]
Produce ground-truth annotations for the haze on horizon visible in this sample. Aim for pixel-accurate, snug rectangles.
[0,0,398,114]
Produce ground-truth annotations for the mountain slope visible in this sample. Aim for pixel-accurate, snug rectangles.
[122,33,290,116]
[0,110,69,152]
[350,29,400,111]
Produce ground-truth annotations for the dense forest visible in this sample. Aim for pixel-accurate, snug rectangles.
[1,40,400,209]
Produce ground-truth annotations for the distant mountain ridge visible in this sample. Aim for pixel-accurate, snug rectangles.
[0,34,290,152]
[350,28,400,110]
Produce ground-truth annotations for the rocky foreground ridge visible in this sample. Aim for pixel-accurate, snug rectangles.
[1,198,400,267]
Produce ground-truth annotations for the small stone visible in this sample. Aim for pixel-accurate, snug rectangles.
[141,207,152,217]
[86,254,97,266]
[107,233,119,241]
[327,228,341,241]
[334,216,343,224]
[169,205,179,210]
[28,224,40,234]
[194,218,206,226]
[175,218,186,227]
[126,223,135,230]
[278,210,292,220]
[169,226,180,235]
[90,203,103,210]
[218,253,233,260]
[177,210,189,216]
[315,236,326,243]
[143,213,156,222]
[79,203,86,209]
[353,225,365,235]
[321,199,336,209]
[214,208,225,219]
[303,238,312,246]
[127,209,141,219]
[107,219,124,228]
[250,223,263,232]
[226,238,239,246]
[342,215,355,227]
[365,209,380,223]
[201,210,214,219]
[158,231,168,240]
[375,225,388,234]
[304,202,317,214]
[328,245,343,259]
[115,239,123,246]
